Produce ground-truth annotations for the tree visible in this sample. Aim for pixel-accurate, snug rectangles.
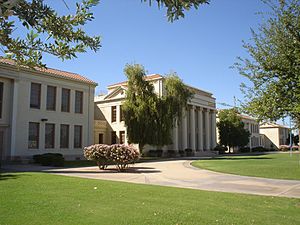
[217,109,250,150]
[142,0,209,22]
[0,0,101,68]
[235,0,300,129]
[123,64,192,152]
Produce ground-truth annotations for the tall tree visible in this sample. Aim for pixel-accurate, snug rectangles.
[217,109,250,150]
[0,0,100,68]
[123,64,192,152]
[235,0,300,129]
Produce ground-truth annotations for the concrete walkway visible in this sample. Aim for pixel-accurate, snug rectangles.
[3,160,300,198]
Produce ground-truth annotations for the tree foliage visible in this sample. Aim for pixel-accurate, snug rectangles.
[123,64,192,152]
[217,109,250,149]
[0,0,101,68]
[142,0,209,22]
[235,0,300,128]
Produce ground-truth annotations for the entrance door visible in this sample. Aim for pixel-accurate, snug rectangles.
[98,133,104,144]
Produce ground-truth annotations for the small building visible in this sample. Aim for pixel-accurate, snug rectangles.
[94,74,217,153]
[0,59,97,161]
[259,123,290,149]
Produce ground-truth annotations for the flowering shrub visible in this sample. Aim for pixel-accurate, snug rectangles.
[83,144,140,171]
[279,145,299,151]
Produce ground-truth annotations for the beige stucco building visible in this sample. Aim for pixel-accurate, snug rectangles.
[260,123,289,149]
[0,59,96,161]
[94,74,217,153]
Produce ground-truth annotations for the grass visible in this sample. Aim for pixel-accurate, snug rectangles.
[0,172,300,225]
[192,153,300,180]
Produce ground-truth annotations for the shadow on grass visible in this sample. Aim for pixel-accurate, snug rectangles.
[49,166,161,174]
[0,173,22,181]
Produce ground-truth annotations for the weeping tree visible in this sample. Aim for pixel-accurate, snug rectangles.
[235,0,300,130]
[123,64,192,152]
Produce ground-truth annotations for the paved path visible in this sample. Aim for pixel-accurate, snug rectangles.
[42,160,300,199]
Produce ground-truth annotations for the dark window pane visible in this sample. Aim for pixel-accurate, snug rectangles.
[111,106,116,122]
[46,86,56,111]
[75,91,83,113]
[0,82,3,118]
[74,125,82,148]
[60,124,69,148]
[30,83,41,109]
[61,88,70,112]
[45,123,55,148]
[98,133,103,144]
[111,131,116,144]
[28,122,39,149]
[119,131,125,144]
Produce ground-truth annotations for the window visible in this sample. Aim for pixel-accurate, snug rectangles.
[0,82,3,118]
[120,105,124,121]
[46,86,56,111]
[61,88,70,112]
[111,106,116,122]
[60,124,69,148]
[28,122,39,149]
[98,133,103,144]
[119,131,125,144]
[30,83,41,109]
[45,123,55,148]
[111,131,117,144]
[75,91,83,113]
[74,125,82,148]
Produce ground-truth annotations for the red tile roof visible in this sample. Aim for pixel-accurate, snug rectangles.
[0,58,97,85]
[108,74,163,88]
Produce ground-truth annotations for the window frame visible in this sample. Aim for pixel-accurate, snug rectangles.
[46,85,57,111]
[111,106,117,122]
[30,83,41,109]
[74,125,82,148]
[45,123,55,149]
[60,124,69,149]
[75,90,83,114]
[28,122,39,149]
[61,88,70,112]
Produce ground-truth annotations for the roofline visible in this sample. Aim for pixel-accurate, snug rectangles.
[0,59,98,86]
[107,74,163,88]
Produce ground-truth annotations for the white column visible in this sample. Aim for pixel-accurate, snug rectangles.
[173,122,179,150]
[190,106,196,150]
[205,109,210,150]
[116,105,120,123]
[10,79,19,158]
[198,107,203,151]
[182,108,188,150]
[211,110,217,149]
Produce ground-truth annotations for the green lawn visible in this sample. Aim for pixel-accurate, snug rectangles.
[192,153,300,180]
[0,172,299,225]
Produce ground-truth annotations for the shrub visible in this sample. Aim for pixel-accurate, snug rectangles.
[167,150,176,157]
[84,144,140,171]
[147,150,157,157]
[214,145,227,154]
[33,153,64,167]
[156,149,163,157]
[239,147,250,153]
[178,150,185,157]
[185,148,193,156]
[251,146,266,152]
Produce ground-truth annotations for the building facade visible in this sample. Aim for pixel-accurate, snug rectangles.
[0,59,96,161]
[94,74,217,153]
[260,123,290,149]
[240,114,261,149]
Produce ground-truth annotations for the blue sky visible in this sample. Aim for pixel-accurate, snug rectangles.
[43,0,270,108]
